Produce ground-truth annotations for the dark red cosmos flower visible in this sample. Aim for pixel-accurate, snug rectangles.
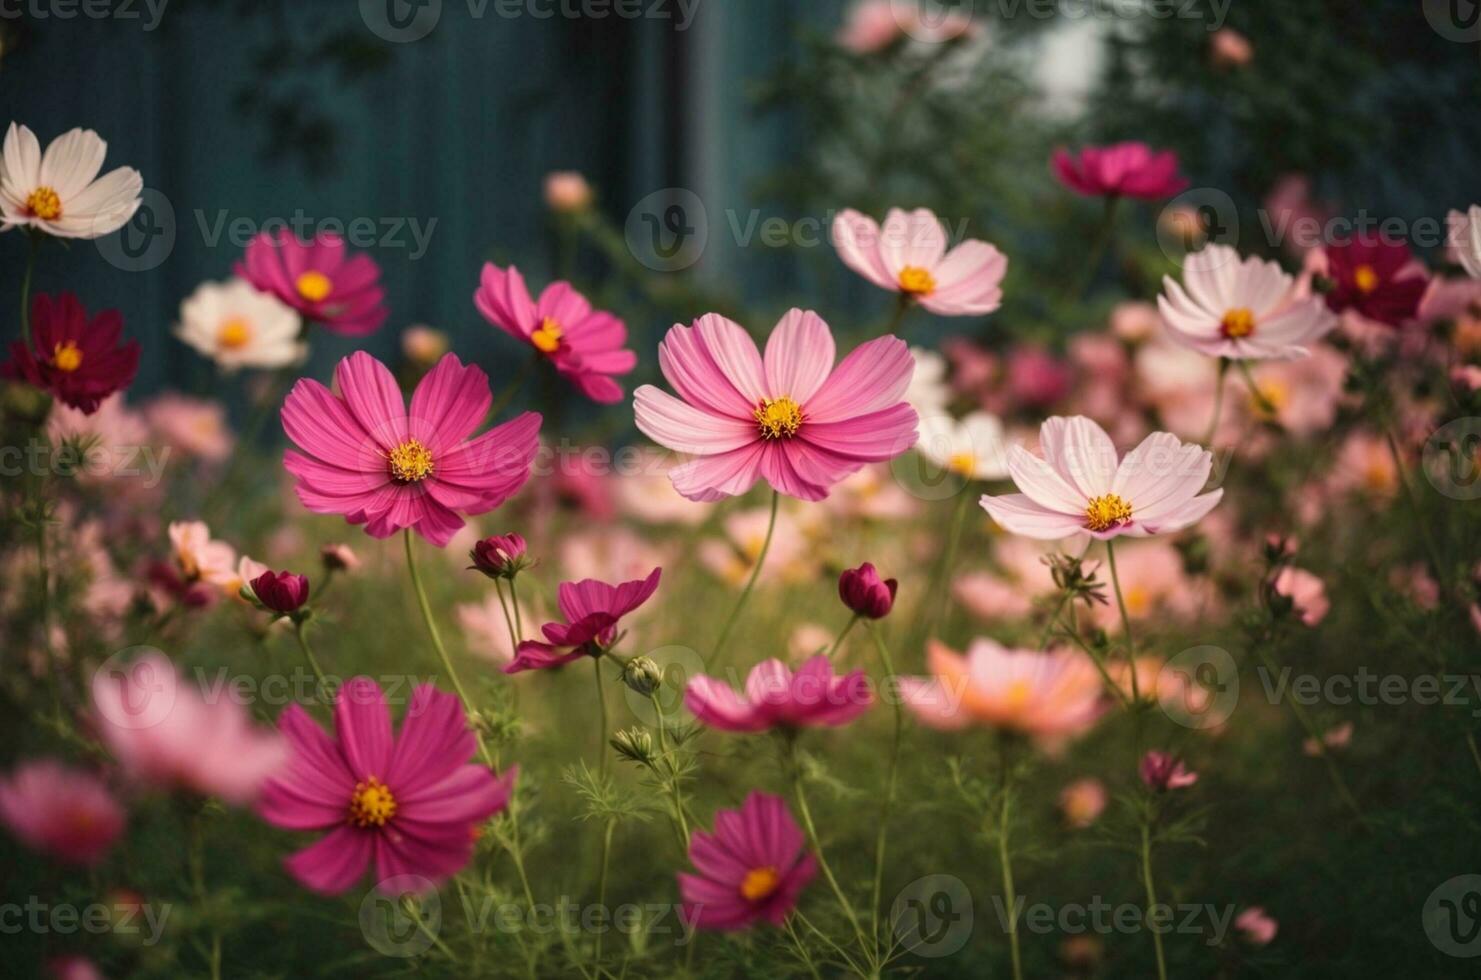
[3,293,140,413]
[1322,234,1428,328]
[251,570,310,615]
[838,562,897,619]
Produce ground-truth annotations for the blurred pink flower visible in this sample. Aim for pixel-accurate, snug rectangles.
[635,310,918,501]
[1447,205,1481,279]
[678,791,817,931]
[475,264,636,404]
[832,208,1007,317]
[400,325,449,366]
[1238,345,1348,436]
[1139,751,1198,791]
[1273,567,1329,626]
[281,352,541,546]
[259,679,515,894]
[836,0,905,53]
[900,638,1105,740]
[1328,431,1398,499]
[788,623,836,661]
[0,760,124,865]
[685,655,873,733]
[942,337,998,396]
[144,393,234,463]
[1159,245,1337,359]
[1303,721,1353,756]
[457,591,532,665]
[1264,174,1331,258]
[1052,142,1189,200]
[47,392,151,483]
[543,170,593,213]
[91,652,286,804]
[1388,563,1440,610]
[168,520,238,593]
[1209,28,1254,68]
[1087,541,1199,630]
[1111,301,1161,343]
[1235,906,1279,946]
[1323,235,1429,329]
[1006,345,1072,408]
[560,525,669,585]
[952,571,1033,619]
[612,450,710,525]
[819,464,923,520]
[1059,778,1108,829]
[48,957,105,980]
[982,416,1222,540]
[699,506,809,586]
[237,230,387,336]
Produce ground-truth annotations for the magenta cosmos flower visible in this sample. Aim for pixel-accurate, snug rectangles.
[838,561,896,619]
[0,760,125,866]
[634,310,918,501]
[1322,234,1428,328]
[505,568,661,673]
[832,207,1008,316]
[684,655,873,733]
[899,639,1105,740]
[474,263,636,404]
[1052,142,1190,200]
[259,678,516,895]
[250,569,310,615]
[982,416,1222,540]
[281,351,541,546]
[1157,244,1336,360]
[237,230,388,336]
[3,293,139,413]
[1139,751,1198,791]
[91,652,286,804]
[678,791,817,931]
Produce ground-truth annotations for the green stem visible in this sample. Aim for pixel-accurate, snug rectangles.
[883,293,912,334]
[402,895,459,962]
[1035,541,1094,650]
[1236,358,1277,417]
[824,614,859,658]
[651,694,691,848]
[293,620,331,701]
[593,656,609,780]
[493,579,521,656]
[708,489,778,666]
[1140,821,1167,980]
[1105,540,1142,704]
[1074,195,1122,300]
[1202,358,1231,445]
[1380,422,1447,590]
[404,529,494,768]
[189,810,223,980]
[997,737,1022,980]
[508,576,526,642]
[785,738,872,961]
[920,487,973,646]
[20,230,39,344]
[866,622,903,963]
[593,818,616,967]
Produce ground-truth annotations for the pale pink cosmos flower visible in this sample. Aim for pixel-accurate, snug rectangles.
[46,392,150,483]
[899,638,1105,740]
[818,464,922,521]
[91,652,286,804]
[237,230,388,337]
[981,416,1222,540]
[1235,907,1279,946]
[699,506,809,586]
[684,655,873,733]
[788,623,836,662]
[0,759,125,865]
[1328,431,1398,499]
[280,352,541,546]
[167,520,238,592]
[1237,345,1348,437]
[1158,244,1337,360]
[559,525,670,586]
[1086,541,1200,631]
[635,310,918,501]
[457,592,532,665]
[1448,205,1481,279]
[1111,301,1162,343]
[1273,567,1329,626]
[145,393,234,463]
[475,264,636,404]
[612,448,710,525]
[832,208,1007,317]
[1059,778,1108,829]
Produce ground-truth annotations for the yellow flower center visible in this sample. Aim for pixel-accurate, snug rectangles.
[948,451,976,476]
[753,396,803,440]
[531,317,563,354]
[739,866,782,902]
[898,265,937,296]
[296,271,333,303]
[217,317,252,350]
[1124,585,1151,617]
[26,186,61,220]
[1249,379,1289,417]
[1353,264,1379,294]
[1003,678,1033,709]
[52,341,83,372]
[387,439,435,483]
[1084,493,1133,532]
[348,776,397,827]
[1220,307,1256,339]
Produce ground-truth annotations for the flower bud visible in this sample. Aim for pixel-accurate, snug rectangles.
[622,656,665,697]
[320,543,359,573]
[838,562,897,619]
[544,171,594,214]
[610,727,654,763]
[250,570,310,615]
[469,534,531,580]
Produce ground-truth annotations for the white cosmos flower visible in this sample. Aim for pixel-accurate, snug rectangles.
[1157,244,1335,360]
[917,411,1010,481]
[1447,206,1481,280]
[175,278,305,371]
[0,123,142,239]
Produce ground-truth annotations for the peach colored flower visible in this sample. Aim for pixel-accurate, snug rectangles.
[168,521,237,591]
[1059,778,1108,828]
[1328,431,1398,499]
[544,171,593,213]
[1273,567,1329,625]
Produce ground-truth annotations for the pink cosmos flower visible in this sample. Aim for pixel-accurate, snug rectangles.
[1447,205,1481,279]
[144,393,235,463]
[678,791,817,931]
[981,416,1222,540]
[831,208,1007,316]
[1059,778,1108,829]
[504,568,661,673]
[3,293,140,413]
[838,562,897,619]
[259,678,515,895]
[837,0,905,53]
[899,638,1105,740]
[1273,566,1329,626]
[469,533,530,580]
[1303,721,1353,757]
[1158,244,1337,360]
[91,652,286,804]
[281,351,541,546]
[1052,142,1190,200]
[236,230,388,336]
[1139,751,1198,791]
[684,655,873,733]
[1209,28,1254,69]
[634,310,918,501]
[474,263,636,404]
[0,760,125,865]
[1235,907,1278,946]
[48,956,105,980]
[167,520,238,593]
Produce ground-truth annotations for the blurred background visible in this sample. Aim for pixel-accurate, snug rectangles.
[2,0,1478,411]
